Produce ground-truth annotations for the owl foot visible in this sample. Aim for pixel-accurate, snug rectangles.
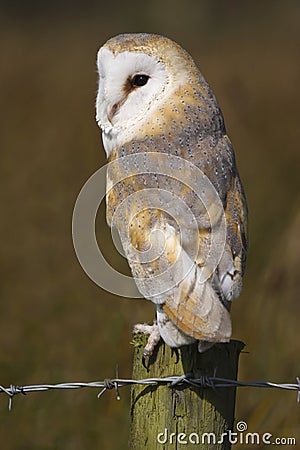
[132,320,161,369]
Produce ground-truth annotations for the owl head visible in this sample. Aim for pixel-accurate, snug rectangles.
[95,33,213,156]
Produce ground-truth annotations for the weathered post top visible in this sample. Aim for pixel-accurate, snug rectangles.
[130,335,244,450]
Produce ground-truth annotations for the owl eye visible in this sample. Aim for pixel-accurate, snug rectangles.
[131,74,150,87]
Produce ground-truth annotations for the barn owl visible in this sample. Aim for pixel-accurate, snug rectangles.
[96,33,248,361]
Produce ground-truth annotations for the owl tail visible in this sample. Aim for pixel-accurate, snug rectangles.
[162,248,232,344]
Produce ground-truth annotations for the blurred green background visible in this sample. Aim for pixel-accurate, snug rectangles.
[0,1,299,449]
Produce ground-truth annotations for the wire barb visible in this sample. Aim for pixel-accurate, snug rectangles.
[1,374,299,410]
[97,379,114,399]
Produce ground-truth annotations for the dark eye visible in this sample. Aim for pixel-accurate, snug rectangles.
[131,74,150,87]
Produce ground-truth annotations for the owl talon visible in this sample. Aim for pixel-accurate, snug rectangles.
[142,353,150,370]
[142,344,157,370]
[171,347,179,364]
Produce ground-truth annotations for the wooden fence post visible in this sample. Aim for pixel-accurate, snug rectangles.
[129,335,244,450]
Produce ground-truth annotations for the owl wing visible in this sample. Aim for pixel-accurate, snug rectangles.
[161,139,248,342]
[218,171,248,303]
[161,171,247,343]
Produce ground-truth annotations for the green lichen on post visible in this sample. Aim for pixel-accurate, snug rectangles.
[129,335,244,450]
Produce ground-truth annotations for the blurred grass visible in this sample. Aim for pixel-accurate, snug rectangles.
[0,1,299,449]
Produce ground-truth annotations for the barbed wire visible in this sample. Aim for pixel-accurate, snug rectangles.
[0,373,299,411]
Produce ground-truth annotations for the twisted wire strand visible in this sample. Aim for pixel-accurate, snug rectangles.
[0,375,299,411]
